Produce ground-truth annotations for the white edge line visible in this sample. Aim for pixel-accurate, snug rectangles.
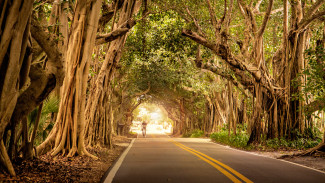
[104,138,136,183]
[211,141,325,175]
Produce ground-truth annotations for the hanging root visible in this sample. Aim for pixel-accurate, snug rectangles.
[0,140,16,176]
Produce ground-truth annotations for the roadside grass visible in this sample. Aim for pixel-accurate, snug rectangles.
[128,131,138,138]
[210,129,252,150]
[182,129,204,138]
[129,131,137,135]
[209,125,322,151]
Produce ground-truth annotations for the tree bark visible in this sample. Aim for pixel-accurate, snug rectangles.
[85,0,138,146]
[0,0,34,175]
[181,0,323,144]
[37,0,103,157]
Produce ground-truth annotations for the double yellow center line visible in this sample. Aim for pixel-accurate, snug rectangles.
[170,140,253,183]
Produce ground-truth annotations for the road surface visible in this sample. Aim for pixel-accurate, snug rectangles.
[103,133,325,183]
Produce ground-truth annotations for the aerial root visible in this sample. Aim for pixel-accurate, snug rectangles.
[0,140,16,176]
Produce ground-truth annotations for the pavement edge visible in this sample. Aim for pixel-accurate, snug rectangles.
[211,141,325,175]
[100,138,136,183]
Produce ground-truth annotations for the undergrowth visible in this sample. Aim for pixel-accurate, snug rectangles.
[210,129,251,150]
[183,129,204,138]
[210,125,322,151]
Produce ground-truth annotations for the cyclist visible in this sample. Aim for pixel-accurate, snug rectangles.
[142,121,148,137]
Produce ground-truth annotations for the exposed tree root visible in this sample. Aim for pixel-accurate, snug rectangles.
[278,143,325,159]
[36,124,58,156]
[300,143,325,156]
[81,149,98,160]
[0,140,16,176]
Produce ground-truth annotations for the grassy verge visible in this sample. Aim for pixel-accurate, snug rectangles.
[210,130,252,150]
[182,129,204,138]
[209,125,322,151]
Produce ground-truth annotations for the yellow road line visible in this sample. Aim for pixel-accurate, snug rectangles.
[170,140,253,183]
[173,142,242,183]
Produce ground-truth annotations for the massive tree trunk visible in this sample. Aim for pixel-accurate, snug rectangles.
[166,108,181,135]
[179,98,186,134]
[47,0,69,97]
[0,0,33,176]
[85,0,138,146]
[37,0,103,157]
[0,0,33,143]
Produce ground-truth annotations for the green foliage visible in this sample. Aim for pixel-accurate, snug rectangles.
[190,130,204,138]
[303,45,325,112]
[210,130,251,150]
[121,10,198,97]
[129,131,137,135]
[183,129,204,138]
[292,42,325,113]
[264,137,321,150]
[119,9,211,124]
[28,95,59,145]
[210,125,322,150]
[181,131,191,137]
[289,126,322,141]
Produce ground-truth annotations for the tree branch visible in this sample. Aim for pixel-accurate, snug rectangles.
[134,82,150,96]
[257,0,273,38]
[238,0,258,34]
[305,98,325,114]
[181,29,285,100]
[298,10,325,32]
[256,8,284,16]
[99,0,124,29]
[223,0,234,34]
[181,29,261,81]
[185,6,205,35]
[30,18,64,85]
[254,0,263,12]
[96,28,130,45]
[305,0,325,18]
[206,0,219,37]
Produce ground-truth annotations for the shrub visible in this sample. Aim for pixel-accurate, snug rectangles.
[264,137,321,150]
[210,127,321,151]
[190,130,204,138]
[210,130,251,149]
[182,129,204,138]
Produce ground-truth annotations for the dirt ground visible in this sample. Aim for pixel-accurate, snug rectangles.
[0,136,131,183]
[253,150,325,172]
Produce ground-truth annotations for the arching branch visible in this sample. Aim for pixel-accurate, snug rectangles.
[298,10,325,32]
[305,0,325,18]
[134,82,151,96]
[257,0,274,38]
[30,18,64,85]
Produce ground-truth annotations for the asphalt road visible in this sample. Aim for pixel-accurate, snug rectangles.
[104,133,325,183]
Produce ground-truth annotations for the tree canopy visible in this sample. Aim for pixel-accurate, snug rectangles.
[0,0,324,176]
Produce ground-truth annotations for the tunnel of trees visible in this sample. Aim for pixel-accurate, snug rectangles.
[0,0,324,176]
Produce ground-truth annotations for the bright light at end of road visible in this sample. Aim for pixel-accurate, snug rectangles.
[138,107,148,117]
[150,112,160,120]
